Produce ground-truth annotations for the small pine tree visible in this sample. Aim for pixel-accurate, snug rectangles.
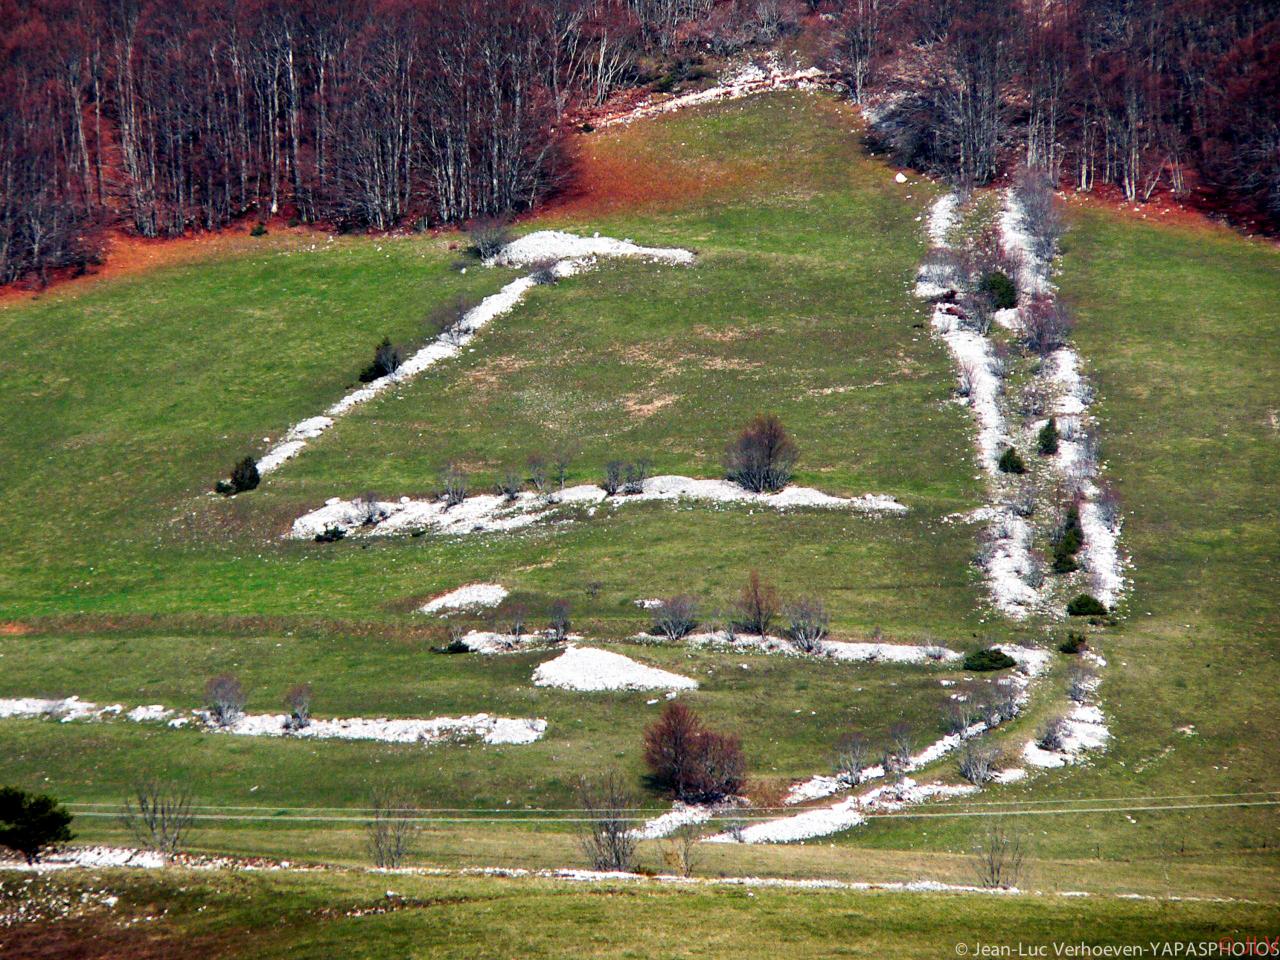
[1037,418,1059,455]
[997,447,1027,474]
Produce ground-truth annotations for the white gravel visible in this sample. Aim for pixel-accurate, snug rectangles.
[421,583,509,614]
[531,645,698,692]
[0,695,545,746]
[290,476,906,540]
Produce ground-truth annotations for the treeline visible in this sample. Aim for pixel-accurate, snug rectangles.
[830,0,1279,223]
[0,0,751,284]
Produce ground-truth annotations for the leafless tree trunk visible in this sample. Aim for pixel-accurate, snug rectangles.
[576,770,637,872]
[366,784,418,869]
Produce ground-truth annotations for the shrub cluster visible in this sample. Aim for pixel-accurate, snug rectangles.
[963,648,1017,672]
[979,270,1017,310]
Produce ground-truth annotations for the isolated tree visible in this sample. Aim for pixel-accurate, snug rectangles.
[366,783,418,869]
[601,459,624,496]
[468,215,512,260]
[360,338,403,383]
[548,598,572,641]
[576,770,637,872]
[652,595,699,640]
[643,702,745,803]
[0,787,73,864]
[225,457,260,495]
[973,817,1027,888]
[662,821,703,878]
[507,601,530,638]
[204,674,246,727]
[725,414,798,493]
[1037,417,1060,456]
[120,779,194,858]
[734,571,779,637]
[527,454,549,493]
[495,467,523,501]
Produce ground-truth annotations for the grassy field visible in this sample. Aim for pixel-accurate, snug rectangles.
[0,87,1277,947]
[3,868,1276,960]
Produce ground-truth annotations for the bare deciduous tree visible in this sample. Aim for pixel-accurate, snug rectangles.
[661,821,703,878]
[973,817,1027,889]
[468,215,511,260]
[833,731,870,785]
[958,740,999,785]
[1037,715,1069,751]
[440,463,468,507]
[120,779,194,860]
[652,595,698,640]
[495,467,523,501]
[888,722,915,770]
[576,770,637,872]
[526,454,549,494]
[548,598,572,642]
[366,784,418,869]
[734,571,779,637]
[725,414,798,493]
[1067,664,1097,704]
[623,458,651,495]
[507,602,529,639]
[284,682,313,731]
[601,459,624,496]
[1021,296,1074,357]
[204,674,245,727]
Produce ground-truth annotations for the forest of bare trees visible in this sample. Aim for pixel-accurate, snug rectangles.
[2,0,1276,285]
[839,0,1279,216]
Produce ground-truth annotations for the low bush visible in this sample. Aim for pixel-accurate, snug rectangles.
[601,460,624,496]
[997,447,1027,475]
[1067,593,1108,617]
[1051,507,1084,573]
[440,463,468,507]
[314,525,346,543]
[494,468,523,501]
[219,456,260,496]
[651,596,698,640]
[979,270,1017,310]
[783,597,829,653]
[468,216,511,259]
[204,674,246,727]
[250,222,267,237]
[958,741,1000,785]
[733,571,779,636]
[1058,632,1088,654]
[1037,417,1060,455]
[964,648,1017,672]
[1037,716,1069,751]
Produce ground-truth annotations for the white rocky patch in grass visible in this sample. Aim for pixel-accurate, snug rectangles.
[420,583,509,615]
[485,231,694,268]
[629,802,720,840]
[531,645,698,692]
[455,630,557,655]
[1022,703,1110,768]
[207,711,545,746]
[597,55,831,129]
[685,630,959,665]
[246,232,693,479]
[0,695,544,746]
[708,777,979,844]
[290,476,906,540]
